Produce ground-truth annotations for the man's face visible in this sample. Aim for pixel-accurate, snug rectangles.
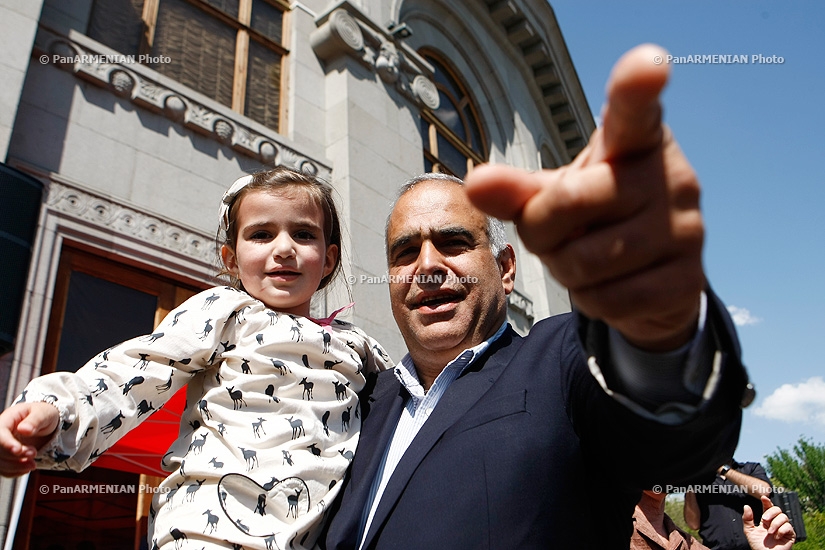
[386,181,515,370]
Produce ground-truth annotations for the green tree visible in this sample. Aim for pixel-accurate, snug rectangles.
[793,510,825,550]
[767,437,825,513]
[766,437,825,548]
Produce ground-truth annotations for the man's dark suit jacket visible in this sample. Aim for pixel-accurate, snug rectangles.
[322,292,748,549]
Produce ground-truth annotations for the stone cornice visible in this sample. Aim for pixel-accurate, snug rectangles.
[33,27,332,181]
[482,0,592,159]
[310,1,440,111]
[46,178,216,268]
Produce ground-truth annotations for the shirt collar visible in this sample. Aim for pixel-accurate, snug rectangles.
[395,321,509,391]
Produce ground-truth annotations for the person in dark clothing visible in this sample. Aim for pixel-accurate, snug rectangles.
[684,460,773,550]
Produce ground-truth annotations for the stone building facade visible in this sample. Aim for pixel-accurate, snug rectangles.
[0,0,593,547]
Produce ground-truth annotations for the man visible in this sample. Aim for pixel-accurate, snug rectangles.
[633,490,715,550]
[684,461,773,550]
[632,490,794,550]
[321,44,752,548]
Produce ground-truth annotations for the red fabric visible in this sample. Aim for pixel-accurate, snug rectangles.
[92,388,186,477]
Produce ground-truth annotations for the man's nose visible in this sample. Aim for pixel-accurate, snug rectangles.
[415,241,447,278]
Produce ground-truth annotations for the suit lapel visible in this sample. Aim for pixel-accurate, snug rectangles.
[350,373,405,488]
[329,370,405,545]
[362,327,523,546]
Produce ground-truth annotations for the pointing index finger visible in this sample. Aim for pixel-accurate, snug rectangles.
[464,164,545,222]
[600,44,670,161]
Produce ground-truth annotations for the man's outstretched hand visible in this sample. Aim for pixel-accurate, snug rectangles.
[465,44,704,351]
[743,496,796,550]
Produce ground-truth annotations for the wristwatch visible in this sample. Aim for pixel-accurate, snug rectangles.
[718,464,732,479]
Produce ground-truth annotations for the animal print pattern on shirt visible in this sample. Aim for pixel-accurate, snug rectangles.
[18,286,392,550]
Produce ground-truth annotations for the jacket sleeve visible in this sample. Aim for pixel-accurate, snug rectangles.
[565,287,750,488]
[17,287,242,472]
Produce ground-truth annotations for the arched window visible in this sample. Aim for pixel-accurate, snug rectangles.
[419,51,487,178]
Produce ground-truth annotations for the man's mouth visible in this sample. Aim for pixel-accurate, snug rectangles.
[414,290,462,310]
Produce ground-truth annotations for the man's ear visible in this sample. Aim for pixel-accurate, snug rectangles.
[221,245,238,274]
[498,244,516,294]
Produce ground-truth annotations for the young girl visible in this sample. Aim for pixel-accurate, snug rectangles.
[0,167,393,550]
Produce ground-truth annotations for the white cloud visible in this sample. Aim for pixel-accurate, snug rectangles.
[727,305,762,326]
[753,377,825,425]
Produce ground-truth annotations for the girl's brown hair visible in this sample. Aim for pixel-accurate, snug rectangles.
[218,166,342,291]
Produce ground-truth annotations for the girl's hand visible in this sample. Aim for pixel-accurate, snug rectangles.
[0,402,60,476]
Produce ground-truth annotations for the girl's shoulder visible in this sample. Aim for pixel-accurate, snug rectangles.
[162,286,262,326]
[326,318,369,341]
[186,286,258,307]
[328,320,394,371]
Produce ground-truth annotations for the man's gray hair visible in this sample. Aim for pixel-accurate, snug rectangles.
[386,173,508,258]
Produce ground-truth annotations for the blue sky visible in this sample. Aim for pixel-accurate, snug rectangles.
[549,1,825,466]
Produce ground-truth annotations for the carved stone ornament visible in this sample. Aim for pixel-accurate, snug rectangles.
[508,288,535,322]
[411,75,439,110]
[213,119,234,143]
[163,95,187,121]
[259,142,277,164]
[35,30,331,181]
[375,41,400,84]
[47,181,214,265]
[108,69,135,97]
[310,6,440,111]
[309,9,363,62]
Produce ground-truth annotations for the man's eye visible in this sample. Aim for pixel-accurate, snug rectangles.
[442,240,470,253]
[393,247,418,263]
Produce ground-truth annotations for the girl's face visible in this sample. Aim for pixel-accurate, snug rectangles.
[221,187,338,316]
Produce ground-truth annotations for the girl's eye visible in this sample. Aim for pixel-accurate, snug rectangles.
[249,231,271,240]
[295,230,316,240]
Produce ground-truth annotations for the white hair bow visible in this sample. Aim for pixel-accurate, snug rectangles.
[219,174,254,232]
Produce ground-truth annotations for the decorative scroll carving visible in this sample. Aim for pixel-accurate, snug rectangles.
[411,75,439,110]
[310,5,440,110]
